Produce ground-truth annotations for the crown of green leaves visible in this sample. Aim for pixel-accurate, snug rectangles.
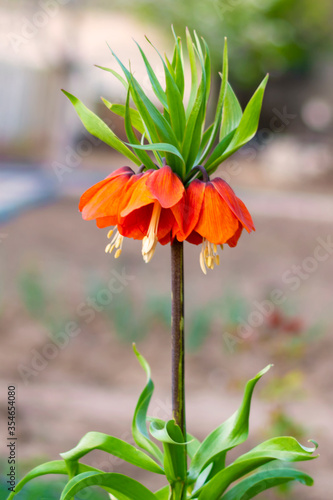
[62,27,268,182]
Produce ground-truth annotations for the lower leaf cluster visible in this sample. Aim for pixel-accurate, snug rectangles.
[8,348,317,500]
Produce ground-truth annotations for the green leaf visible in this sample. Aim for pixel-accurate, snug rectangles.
[135,40,168,109]
[145,37,186,145]
[219,83,242,140]
[124,90,158,170]
[127,141,185,166]
[197,437,317,500]
[59,471,157,500]
[185,28,199,119]
[155,485,170,500]
[171,28,185,98]
[188,365,272,482]
[101,98,145,135]
[111,49,179,148]
[221,468,314,500]
[62,90,141,166]
[205,74,269,173]
[132,345,164,464]
[150,418,187,484]
[198,38,228,164]
[95,65,128,90]
[59,430,164,475]
[187,433,201,459]
[6,460,104,500]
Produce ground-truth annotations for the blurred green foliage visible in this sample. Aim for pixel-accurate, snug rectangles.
[96,0,332,87]
[0,476,108,499]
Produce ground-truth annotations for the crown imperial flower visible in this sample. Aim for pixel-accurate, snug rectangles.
[65,29,267,273]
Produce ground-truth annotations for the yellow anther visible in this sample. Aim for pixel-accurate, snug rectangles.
[107,229,114,238]
[115,249,122,259]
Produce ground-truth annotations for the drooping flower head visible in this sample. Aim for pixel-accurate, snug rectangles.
[65,29,267,273]
[79,164,254,272]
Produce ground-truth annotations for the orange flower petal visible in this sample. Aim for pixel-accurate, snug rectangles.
[79,167,134,212]
[173,179,205,241]
[119,204,153,240]
[120,171,155,217]
[81,174,133,221]
[211,178,255,232]
[146,166,184,208]
[194,182,239,244]
[157,208,176,241]
[226,223,243,247]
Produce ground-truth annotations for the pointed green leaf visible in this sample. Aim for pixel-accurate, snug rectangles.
[188,365,272,482]
[124,91,158,170]
[111,49,179,147]
[205,74,269,173]
[59,471,157,500]
[59,430,164,475]
[101,98,145,135]
[126,142,185,167]
[145,37,186,145]
[95,65,128,90]
[221,468,314,500]
[219,83,242,140]
[6,460,104,500]
[62,90,141,166]
[132,345,164,464]
[185,28,199,119]
[197,437,317,500]
[198,38,228,164]
[171,27,185,98]
[135,40,168,109]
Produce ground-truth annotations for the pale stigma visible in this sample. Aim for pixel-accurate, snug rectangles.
[142,202,162,263]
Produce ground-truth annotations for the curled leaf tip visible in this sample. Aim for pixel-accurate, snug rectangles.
[308,439,319,450]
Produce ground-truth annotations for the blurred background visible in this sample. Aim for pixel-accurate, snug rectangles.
[0,0,333,498]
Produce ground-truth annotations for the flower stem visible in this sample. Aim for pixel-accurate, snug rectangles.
[171,240,187,497]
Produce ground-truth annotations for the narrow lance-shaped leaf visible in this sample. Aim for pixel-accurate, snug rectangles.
[171,27,185,98]
[182,41,207,170]
[124,90,158,170]
[221,468,314,500]
[126,141,185,167]
[131,345,164,464]
[110,47,180,148]
[145,37,186,146]
[135,40,168,109]
[219,82,242,140]
[196,437,318,500]
[101,98,145,135]
[205,74,269,174]
[185,28,199,119]
[59,431,164,475]
[198,38,228,164]
[59,471,158,500]
[61,90,141,166]
[188,365,272,482]
[6,461,106,500]
[95,65,128,90]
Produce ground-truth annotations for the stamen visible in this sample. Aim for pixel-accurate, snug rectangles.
[105,227,124,259]
[199,238,221,274]
[142,203,161,263]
